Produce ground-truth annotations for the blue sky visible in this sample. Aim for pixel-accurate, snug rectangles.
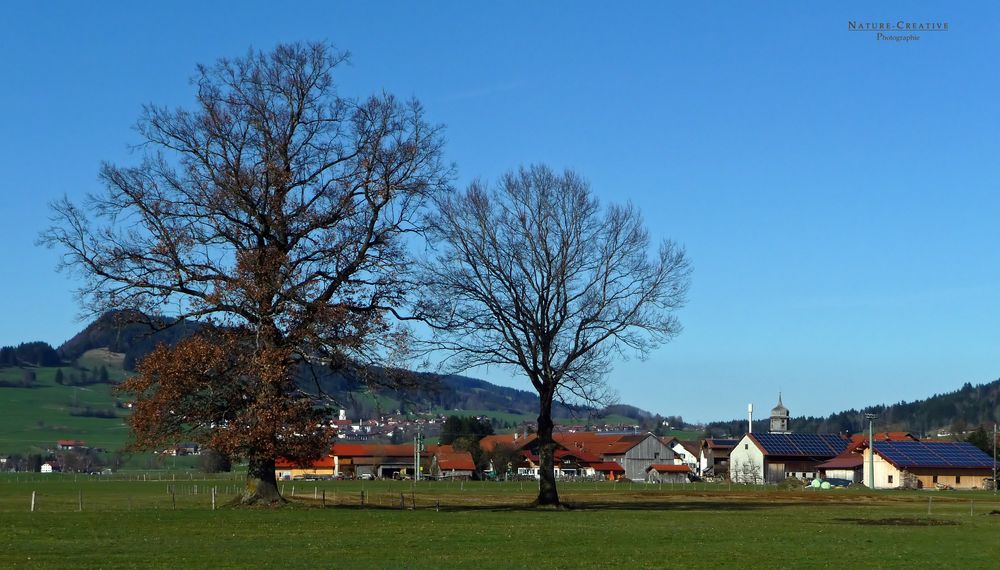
[1,1,997,423]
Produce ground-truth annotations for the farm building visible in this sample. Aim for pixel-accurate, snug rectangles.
[427,445,476,480]
[275,456,335,480]
[862,440,996,490]
[479,430,674,480]
[646,463,692,483]
[700,438,737,478]
[591,433,675,480]
[729,433,851,484]
[817,432,919,483]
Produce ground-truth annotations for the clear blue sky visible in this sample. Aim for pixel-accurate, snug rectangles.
[2,1,997,423]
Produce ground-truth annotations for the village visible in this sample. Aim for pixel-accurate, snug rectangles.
[271,396,998,491]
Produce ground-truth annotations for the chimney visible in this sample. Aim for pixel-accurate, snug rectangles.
[339,409,346,421]
[748,403,753,434]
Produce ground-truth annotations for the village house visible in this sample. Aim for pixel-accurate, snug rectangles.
[700,438,737,478]
[479,430,674,480]
[663,437,700,473]
[729,432,851,483]
[426,445,476,479]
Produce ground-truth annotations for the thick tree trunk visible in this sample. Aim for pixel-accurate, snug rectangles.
[534,393,560,507]
[241,457,285,506]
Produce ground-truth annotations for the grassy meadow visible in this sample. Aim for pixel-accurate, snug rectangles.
[0,356,129,453]
[2,476,999,568]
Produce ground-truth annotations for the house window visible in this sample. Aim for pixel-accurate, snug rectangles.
[744,444,748,450]
[932,476,938,483]
[888,475,893,484]
[956,475,961,484]
[654,452,660,459]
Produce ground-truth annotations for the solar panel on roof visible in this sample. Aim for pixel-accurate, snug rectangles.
[876,441,993,468]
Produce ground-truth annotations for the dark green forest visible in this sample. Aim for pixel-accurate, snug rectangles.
[705,379,1000,439]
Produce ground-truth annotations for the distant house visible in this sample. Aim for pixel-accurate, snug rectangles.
[328,443,430,479]
[729,433,851,484]
[275,456,335,481]
[427,445,476,480]
[863,441,995,490]
[700,438,738,478]
[590,461,626,480]
[646,464,692,484]
[57,439,86,450]
[663,437,700,473]
[479,431,674,480]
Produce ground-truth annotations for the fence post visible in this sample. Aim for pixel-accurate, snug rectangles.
[78,489,83,512]
[30,491,36,513]
[212,487,216,511]
[322,490,325,507]
[400,492,405,510]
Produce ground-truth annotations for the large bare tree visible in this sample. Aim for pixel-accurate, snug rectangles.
[40,42,450,504]
[419,165,690,506]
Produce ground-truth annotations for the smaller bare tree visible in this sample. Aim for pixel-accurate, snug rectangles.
[418,165,690,506]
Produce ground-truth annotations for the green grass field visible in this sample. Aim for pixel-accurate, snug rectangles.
[0,359,129,453]
[1,477,998,568]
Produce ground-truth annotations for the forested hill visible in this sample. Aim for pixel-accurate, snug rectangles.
[705,378,1000,438]
[56,311,200,370]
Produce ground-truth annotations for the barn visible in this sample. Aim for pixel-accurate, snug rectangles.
[864,441,996,490]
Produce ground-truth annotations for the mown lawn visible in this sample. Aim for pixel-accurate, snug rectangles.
[2,477,999,568]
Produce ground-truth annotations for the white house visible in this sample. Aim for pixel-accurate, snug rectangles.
[730,433,850,484]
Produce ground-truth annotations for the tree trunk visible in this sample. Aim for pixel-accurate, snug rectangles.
[534,392,560,507]
[241,456,285,506]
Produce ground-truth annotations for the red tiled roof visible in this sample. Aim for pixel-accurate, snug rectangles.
[848,432,919,452]
[436,453,476,471]
[591,461,625,472]
[647,464,691,473]
[331,443,420,458]
[479,433,537,452]
[275,456,334,469]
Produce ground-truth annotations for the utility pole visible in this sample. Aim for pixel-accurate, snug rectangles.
[414,426,423,482]
[865,413,877,489]
[993,423,997,495]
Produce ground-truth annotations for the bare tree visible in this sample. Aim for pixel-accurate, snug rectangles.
[40,42,450,505]
[418,165,690,506]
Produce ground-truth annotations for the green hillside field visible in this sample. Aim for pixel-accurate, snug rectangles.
[0,350,130,454]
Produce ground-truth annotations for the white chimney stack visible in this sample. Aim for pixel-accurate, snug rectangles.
[748,403,753,434]
[339,409,346,421]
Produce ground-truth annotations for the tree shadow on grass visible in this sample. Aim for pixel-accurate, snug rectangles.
[315,499,799,513]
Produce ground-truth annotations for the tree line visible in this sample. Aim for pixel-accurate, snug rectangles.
[0,342,61,368]
[704,378,1000,440]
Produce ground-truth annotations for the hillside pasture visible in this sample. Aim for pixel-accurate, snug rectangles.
[1,477,998,568]
[0,366,127,453]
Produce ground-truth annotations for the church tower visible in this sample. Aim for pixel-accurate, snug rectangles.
[769,393,789,433]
